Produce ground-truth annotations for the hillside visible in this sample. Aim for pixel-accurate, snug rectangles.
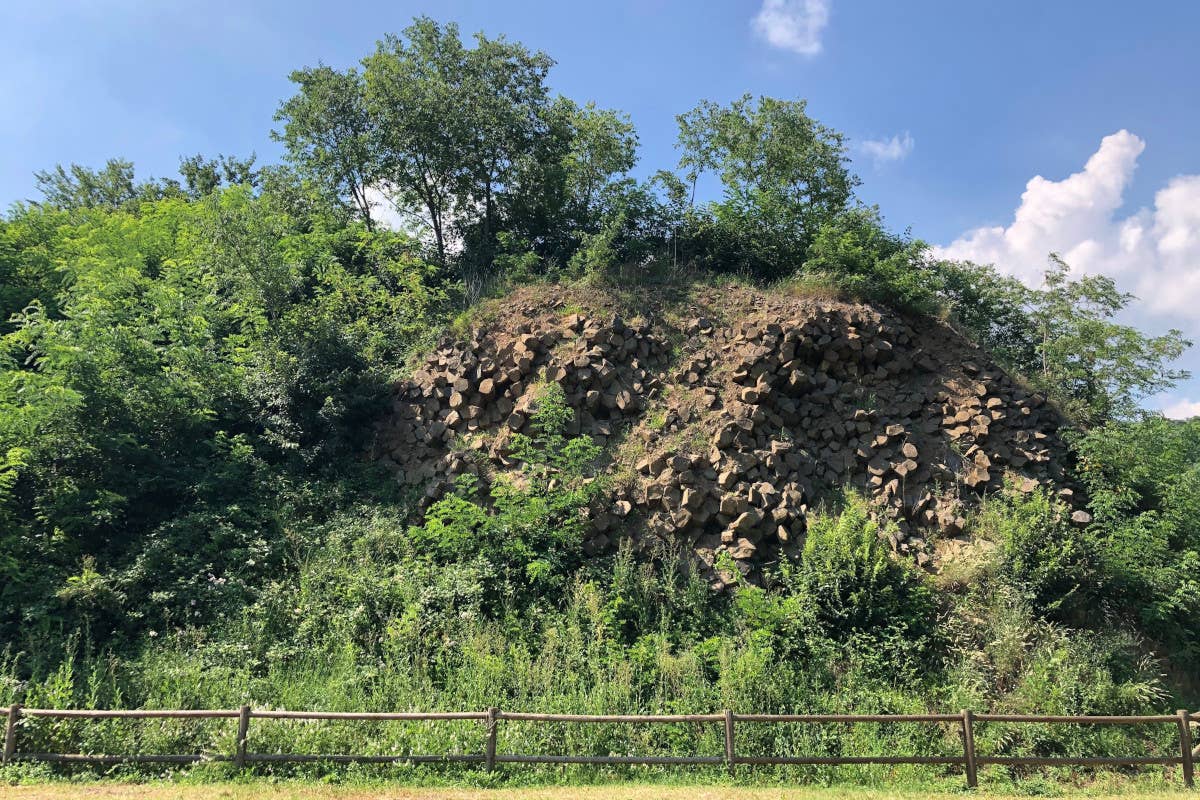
[2,15,1197,783]
[374,284,1073,585]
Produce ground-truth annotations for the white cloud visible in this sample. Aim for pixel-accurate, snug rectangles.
[363,184,408,233]
[752,0,830,56]
[860,132,914,165]
[1160,398,1200,419]
[934,130,1200,318]
[363,184,465,255]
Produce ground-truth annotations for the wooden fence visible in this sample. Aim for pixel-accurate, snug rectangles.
[2,704,1197,788]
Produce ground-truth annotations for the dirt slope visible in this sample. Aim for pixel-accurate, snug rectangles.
[372,283,1074,587]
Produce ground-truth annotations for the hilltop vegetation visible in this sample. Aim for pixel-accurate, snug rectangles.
[0,15,1197,782]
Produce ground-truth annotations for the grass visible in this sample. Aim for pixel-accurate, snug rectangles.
[1,783,1195,800]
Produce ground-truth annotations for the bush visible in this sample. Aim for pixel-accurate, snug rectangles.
[1072,416,1200,657]
[408,382,604,613]
[740,495,941,677]
[980,487,1096,623]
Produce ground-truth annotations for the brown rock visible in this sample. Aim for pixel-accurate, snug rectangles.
[720,493,747,516]
[731,508,762,534]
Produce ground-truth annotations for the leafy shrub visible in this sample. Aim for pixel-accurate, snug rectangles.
[980,487,1096,623]
[1073,416,1200,656]
[738,495,941,676]
[409,382,604,611]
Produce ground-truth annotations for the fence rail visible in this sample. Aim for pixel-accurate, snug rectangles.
[2,704,1196,788]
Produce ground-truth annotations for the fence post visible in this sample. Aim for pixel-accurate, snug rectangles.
[1179,709,1194,789]
[235,705,251,770]
[723,709,736,777]
[485,707,499,772]
[1193,715,1199,760]
[960,709,978,789]
[2,704,19,766]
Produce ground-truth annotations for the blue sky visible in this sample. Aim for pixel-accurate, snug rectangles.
[4,0,1200,412]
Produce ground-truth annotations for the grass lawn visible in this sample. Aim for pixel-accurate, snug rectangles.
[1,785,1195,800]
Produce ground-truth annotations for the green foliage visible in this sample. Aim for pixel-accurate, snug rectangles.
[1073,416,1200,656]
[177,153,259,198]
[507,382,602,478]
[980,487,1096,622]
[567,212,625,281]
[931,255,1189,427]
[785,496,937,673]
[0,187,448,644]
[411,382,603,610]
[274,63,379,227]
[675,94,858,282]
[363,17,553,273]
[798,206,935,309]
[507,98,641,271]
[2,17,1197,783]
[0,205,71,329]
[944,584,1168,725]
[3,508,1176,778]
[1026,256,1190,425]
[932,259,1037,368]
[31,159,163,211]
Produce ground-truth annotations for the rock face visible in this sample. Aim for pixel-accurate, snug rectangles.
[372,285,1072,589]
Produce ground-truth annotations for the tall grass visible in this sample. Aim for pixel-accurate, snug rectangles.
[0,501,1184,786]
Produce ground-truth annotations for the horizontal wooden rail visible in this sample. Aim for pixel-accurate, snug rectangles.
[734,713,961,723]
[252,711,486,721]
[975,713,1179,724]
[978,756,1181,766]
[496,754,725,765]
[1,704,1194,789]
[21,753,224,765]
[246,753,486,764]
[736,755,964,766]
[21,708,238,719]
[498,712,724,723]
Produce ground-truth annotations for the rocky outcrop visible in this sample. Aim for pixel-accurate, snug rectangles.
[372,285,1072,588]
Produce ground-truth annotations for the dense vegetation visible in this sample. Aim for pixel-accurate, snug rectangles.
[1,16,1196,784]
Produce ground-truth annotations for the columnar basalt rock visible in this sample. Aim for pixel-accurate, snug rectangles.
[371,286,1072,589]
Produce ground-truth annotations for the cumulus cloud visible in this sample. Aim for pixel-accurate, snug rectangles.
[752,0,830,56]
[934,130,1200,317]
[1160,398,1200,419]
[860,132,914,165]
[936,131,1200,412]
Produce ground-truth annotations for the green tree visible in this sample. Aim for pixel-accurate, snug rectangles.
[799,205,934,308]
[934,259,1038,370]
[1073,415,1200,656]
[363,17,554,276]
[274,64,380,228]
[0,207,71,330]
[504,97,640,268]
[0,187,445,643]
[178,153,259,198]
[557,100,638,229]
[32,159,171,211]
[1028,256,1189,425]
[675,94,859,280]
